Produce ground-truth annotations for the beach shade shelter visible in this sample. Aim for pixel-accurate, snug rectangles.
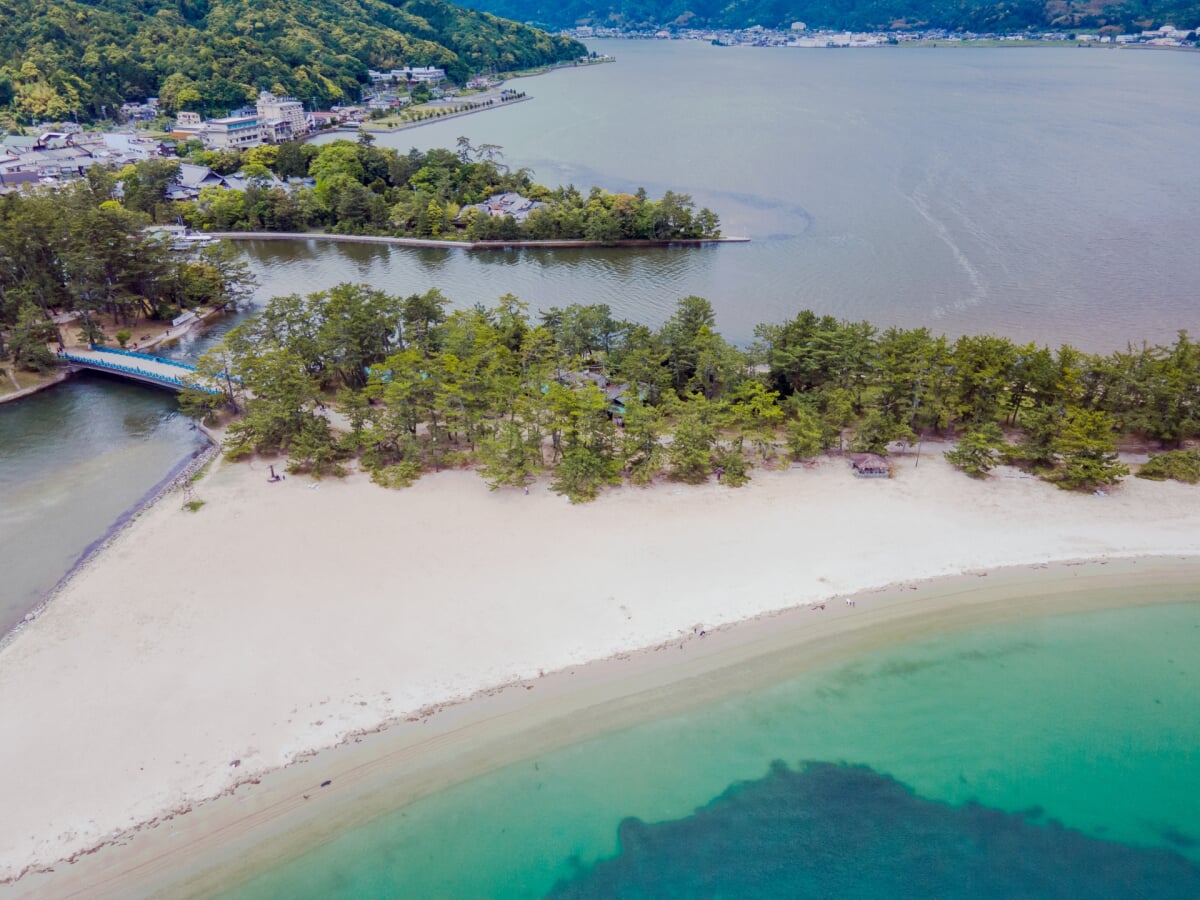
[849,453,892,478]
[605,382,631,417]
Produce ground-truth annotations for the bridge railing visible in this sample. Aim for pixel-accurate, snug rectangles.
[58,352,220,394]
[87,344,199,371]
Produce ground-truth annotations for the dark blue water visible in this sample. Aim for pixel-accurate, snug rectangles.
[550,760,1200,899]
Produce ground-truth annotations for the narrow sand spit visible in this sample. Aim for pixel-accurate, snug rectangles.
[2,446,1198,891]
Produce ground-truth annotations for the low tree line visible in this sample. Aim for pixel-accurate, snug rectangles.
[184,287,1200,500]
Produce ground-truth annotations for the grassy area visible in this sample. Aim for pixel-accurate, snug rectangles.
[0,366,63,399]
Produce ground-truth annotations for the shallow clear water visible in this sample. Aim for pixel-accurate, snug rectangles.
[0,377,207,631]
[227,596,1200,898]
[0,305,261,630]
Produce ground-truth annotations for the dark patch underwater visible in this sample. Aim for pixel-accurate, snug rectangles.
[547,761,1200,899]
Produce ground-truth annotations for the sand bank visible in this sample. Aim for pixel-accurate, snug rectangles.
[2,447,1199,894]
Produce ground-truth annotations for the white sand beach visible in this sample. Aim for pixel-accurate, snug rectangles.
[2,446,1199,894]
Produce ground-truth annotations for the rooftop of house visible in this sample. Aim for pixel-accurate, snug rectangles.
[1,135,38,152]
[460,191,547,223]
[849,453,891,469]
[177,163,226,188]
[0,170,41,192]
[208,114,259,127]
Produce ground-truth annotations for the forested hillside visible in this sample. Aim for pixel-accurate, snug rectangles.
[0,0,584,123]
[456,0,1198,35]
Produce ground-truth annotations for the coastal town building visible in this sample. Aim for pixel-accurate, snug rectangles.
[163,162,312,201]
[0,130,170,191]
[564,23,1199,48]
[255,91,307,136]
[165,163,227,201]
[368,66,447,85]
[309,111,342,128]
[119,98,159,123]
[0,170,39,192]
[195,96,311,150]
[169,111,204,141]
[202,114,261,150]
[259,119,294,144]
[460,192,546,224]
[555,369,635,419]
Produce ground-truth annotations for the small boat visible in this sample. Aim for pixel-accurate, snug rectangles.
[169,234,219,251]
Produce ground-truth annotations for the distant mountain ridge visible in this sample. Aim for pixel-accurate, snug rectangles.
[0,0,584,123]
[454,0,1199,35]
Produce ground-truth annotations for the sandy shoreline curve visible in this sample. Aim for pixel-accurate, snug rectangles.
[2,447,1199,895]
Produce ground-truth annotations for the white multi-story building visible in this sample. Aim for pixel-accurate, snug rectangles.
[256,91,308,137]
[199,95,310,150]
[202,114,261,150]
[368,66,447,85]
[390,66,446,84]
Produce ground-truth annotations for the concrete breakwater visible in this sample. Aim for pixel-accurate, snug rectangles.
[204,231,749,251]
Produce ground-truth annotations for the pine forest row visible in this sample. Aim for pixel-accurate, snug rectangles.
[184,284,1200,500]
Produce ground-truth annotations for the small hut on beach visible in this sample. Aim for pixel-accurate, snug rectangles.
[849,453,892,478]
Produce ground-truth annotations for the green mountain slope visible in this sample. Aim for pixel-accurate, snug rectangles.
[0,0,584,122]
[454,0,1198,34]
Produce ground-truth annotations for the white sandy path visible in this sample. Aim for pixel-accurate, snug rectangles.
[2,447,1199,881]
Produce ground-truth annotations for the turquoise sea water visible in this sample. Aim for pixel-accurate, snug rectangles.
[227,596,1200,898]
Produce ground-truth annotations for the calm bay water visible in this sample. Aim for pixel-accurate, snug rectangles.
[296,41,1200,349]
[227,598,1200,898]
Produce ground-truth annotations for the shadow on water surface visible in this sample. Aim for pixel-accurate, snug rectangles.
[549,761,1200,900]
